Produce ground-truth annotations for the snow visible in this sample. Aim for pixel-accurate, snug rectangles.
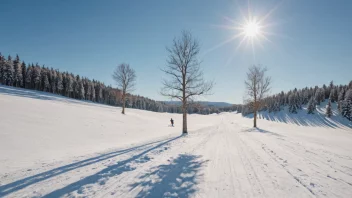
[1,85,352,198]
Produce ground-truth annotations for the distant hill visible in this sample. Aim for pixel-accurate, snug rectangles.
[163,101,233,108]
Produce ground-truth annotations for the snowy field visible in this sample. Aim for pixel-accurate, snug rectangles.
[1,85,352,198]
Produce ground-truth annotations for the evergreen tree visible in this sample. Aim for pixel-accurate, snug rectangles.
[91,83,96,102]
[326,100,332,117]
[323,84,329,99]
[307,97,316,114]
[0,53,5,84]
[43,73,50,92]
[51,69,57,93]
[3,56,14,86]
[86,82,92,100]
[314,88,324,105]
[66,74,73,97]
[13,55,23,87]
[79,81,85,99]
[288,94,298,114]
[329,88,338,103]
[337,89,345,113]
[25,66,32,89]
[341,89,352,121]
[21,62,26,88]
[274,102,280,112]
[32,65,41,90]
[56,72,63,94]
[98,85,103,102]
[302,90,309,104]
[73,75,80,99]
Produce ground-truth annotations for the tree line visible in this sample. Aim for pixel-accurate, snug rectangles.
[0,53,172,112]
[241,72,352,123]
[0,51,226,117]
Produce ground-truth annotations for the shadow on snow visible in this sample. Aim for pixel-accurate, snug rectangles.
[0,136,180,197]
[242,127,283,137]
[40,135,182,197]
[130,154,207,198]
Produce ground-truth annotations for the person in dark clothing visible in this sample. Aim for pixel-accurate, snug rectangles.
[170,118,174,127]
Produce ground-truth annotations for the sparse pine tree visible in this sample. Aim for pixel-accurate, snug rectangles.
[326,100,332,117]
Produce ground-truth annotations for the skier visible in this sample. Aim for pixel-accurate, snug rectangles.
[170,118,174,127]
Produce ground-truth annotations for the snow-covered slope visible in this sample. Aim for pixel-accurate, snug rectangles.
[0,85,222,172]
[253,101,352,129]
[1,85,352,198]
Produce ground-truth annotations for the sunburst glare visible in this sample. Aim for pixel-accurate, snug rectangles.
[242,19,261,38]
[203,2,284,62]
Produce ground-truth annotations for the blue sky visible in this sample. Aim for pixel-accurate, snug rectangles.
[0,0,351,103]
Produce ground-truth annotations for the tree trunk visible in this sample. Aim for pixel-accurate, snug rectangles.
[122,92,125,114]
[182,108,187,134]
[182,74,187,134]
[254,110,257,128]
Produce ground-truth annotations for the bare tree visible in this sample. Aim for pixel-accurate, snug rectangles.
[161,31,213,134]
[244,65,271,128]
[112,63,136,114]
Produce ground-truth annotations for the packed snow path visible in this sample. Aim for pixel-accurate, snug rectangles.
[1,86,352,197]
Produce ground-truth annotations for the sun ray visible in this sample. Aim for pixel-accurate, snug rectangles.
[258,0,285,24]
[251,39,256,62]
[202,33,244,57]
[235,36,248,51]
[206,0,287,61]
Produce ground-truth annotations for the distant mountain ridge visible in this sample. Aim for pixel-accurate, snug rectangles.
[163,101,233,108]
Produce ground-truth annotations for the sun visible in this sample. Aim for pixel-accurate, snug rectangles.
[243,20,261,38]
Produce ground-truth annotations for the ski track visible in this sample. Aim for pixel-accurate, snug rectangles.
[1,117,352,197]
